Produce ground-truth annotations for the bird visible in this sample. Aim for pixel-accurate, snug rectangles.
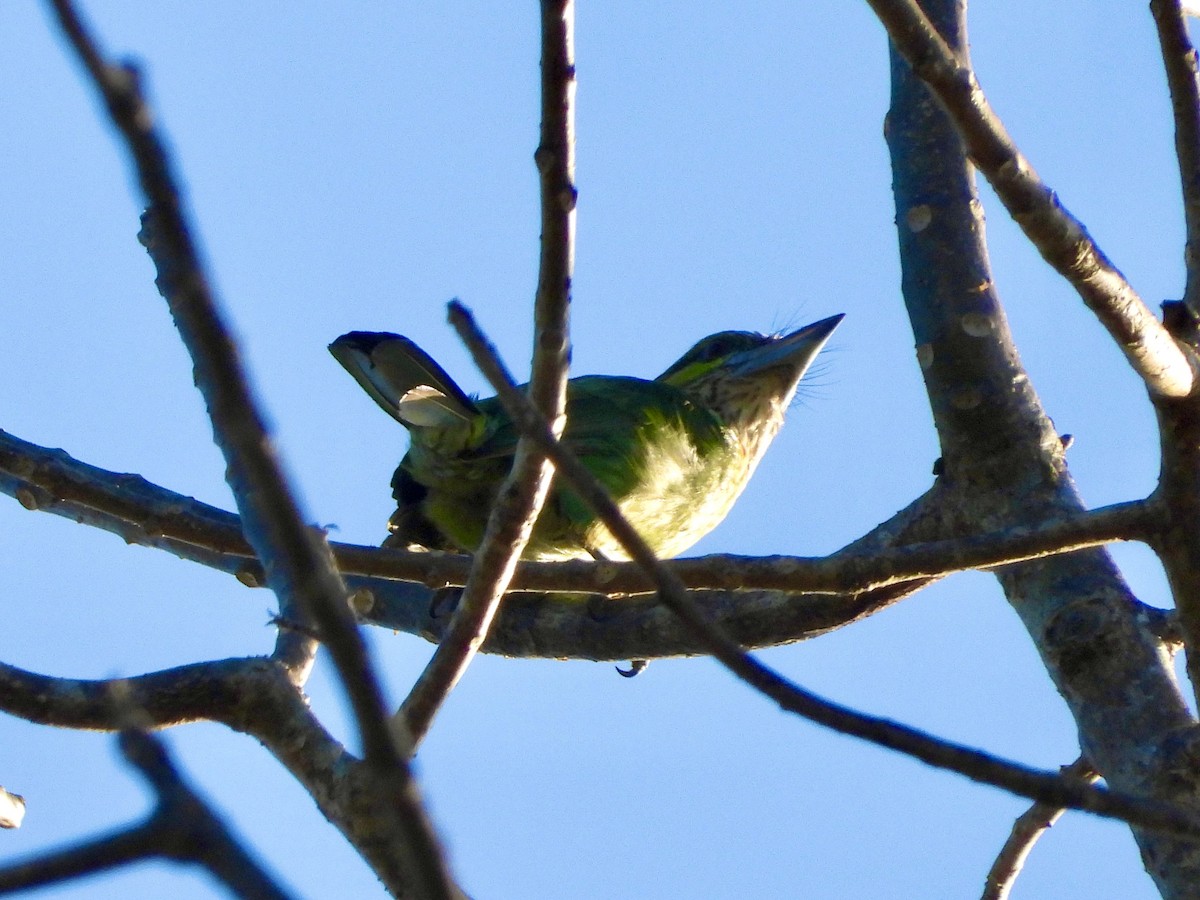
[329,314,842,562]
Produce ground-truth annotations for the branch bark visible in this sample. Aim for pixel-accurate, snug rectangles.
[48,2,457,894]
[869,0,1198,399]
[0,730,296,900]
[1146,0,1200,722]
[981,758,1099,900]
[878,0,1200,893]
[395,0,576,750]
[0,655,453,898]
[1151,0,1200,313]
[5,426,1175,660]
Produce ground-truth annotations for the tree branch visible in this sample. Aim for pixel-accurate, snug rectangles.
[868,0,1198,398]
[0,730,296,900]
[1146,0,1200,712]
[349,499,1153,594]
[47,3,457,895]
[981,757,1099,900]
[0,654,455,897]
[3,426,1168,659]
[446,301,1200,840]
[881,1,1200,892]
[394,0,576,749]
[1152,0,1200,314]
[1148,396,1200,706]
[0,425,916,655]
[53,0,314,681]
[0,425,1153,593]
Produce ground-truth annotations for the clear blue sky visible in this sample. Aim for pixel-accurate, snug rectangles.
[0,3,1182,897]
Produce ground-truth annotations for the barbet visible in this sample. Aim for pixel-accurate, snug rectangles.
[330,314,842,562]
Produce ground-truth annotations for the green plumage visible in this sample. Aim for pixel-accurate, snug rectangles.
[330,315,841,561]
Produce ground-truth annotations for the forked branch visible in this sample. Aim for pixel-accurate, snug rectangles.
[0,730,295,900]
[868,0,1197,398]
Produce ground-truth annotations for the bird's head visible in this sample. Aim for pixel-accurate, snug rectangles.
[657,313,843,437]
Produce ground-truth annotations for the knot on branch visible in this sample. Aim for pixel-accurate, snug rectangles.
[1156,726,1200,796]
[1043,596,1122,690]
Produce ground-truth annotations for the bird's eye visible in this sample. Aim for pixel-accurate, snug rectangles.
[704,339,731,360]
[659,331,762,384]
[700,333,759,362]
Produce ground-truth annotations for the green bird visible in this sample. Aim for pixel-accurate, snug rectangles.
[330,314,842,562]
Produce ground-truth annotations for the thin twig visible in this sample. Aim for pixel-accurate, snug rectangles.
[47,3,456,896]
[448,300,1200,839]
[867,0,1197,398]
[982,758,1100,900]
[1152,0,1200,314]
[394,0,576,749]
[0,730,295,900]
[0,821,157,896]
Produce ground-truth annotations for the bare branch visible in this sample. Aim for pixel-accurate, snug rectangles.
[1143,0,1200,711]
[52,0,317,679]
[982,758,1100,900]
[1152,0,1200,313]
[529,0,576,403]
[0,655,460,896]
[868,0,1198,398]
[0,730,295,899]
[121,729,295,899]
[350,500,1151,595]
[882,1,1200,890]
[374,578,925,661]
[0,428,265,578]
[3,425,1168,661]
[47,3,458,894]
[0,820,156,896]
[0,658,257,732]
[395,0,576,749]
[0,426,914,655]
[0,427,1151,594]
[1148,399,1200,705]
[447,302,1200,839]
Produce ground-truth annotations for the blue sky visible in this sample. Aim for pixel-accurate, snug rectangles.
[0,3,1183,897]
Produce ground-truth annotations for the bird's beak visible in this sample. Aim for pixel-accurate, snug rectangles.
[730,313,844,380]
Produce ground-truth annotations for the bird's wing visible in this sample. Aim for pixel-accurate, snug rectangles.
[470,376,724,522]
[329,332,479,427]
